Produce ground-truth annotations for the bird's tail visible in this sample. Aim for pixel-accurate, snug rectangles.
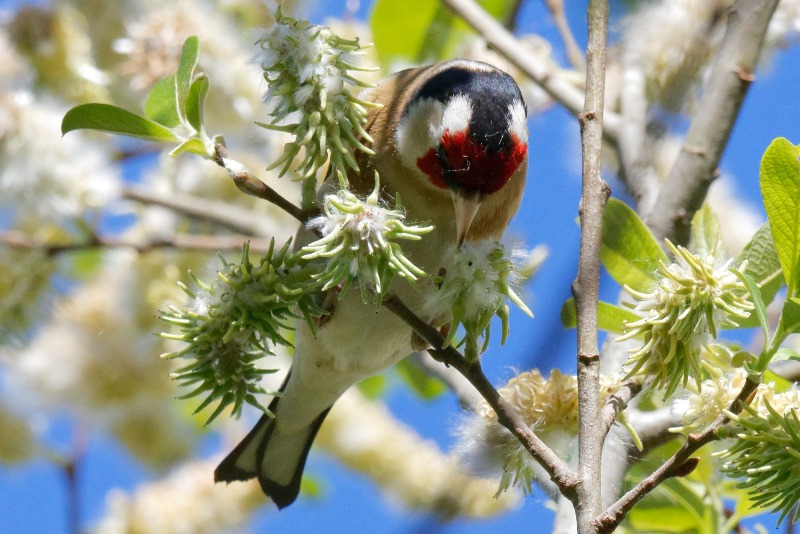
[214,382,332,509]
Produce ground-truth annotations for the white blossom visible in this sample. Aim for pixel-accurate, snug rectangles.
[0,91,120,224]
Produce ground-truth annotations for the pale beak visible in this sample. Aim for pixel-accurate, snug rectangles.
[452,192,482,247]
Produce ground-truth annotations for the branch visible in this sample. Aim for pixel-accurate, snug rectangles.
[544,0,585,72]
[599,377,643,440]
[615,77,662,215]
[408,352,482,408]
[573,0,610,530]
[213,143,316,224]
[594,377,760,533]
[441,0,621,143]
[0,229,275,255]
[382,294,581,498]
[630,406,683,452]
[552,405,682,534]
[644,0,780,244]
[122,186,274,237]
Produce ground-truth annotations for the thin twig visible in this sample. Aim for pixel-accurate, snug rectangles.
[122,185,274,237]
[441,0,621,143]
[382,294,581,498]
[615,77,662,215]
[594,378,760,533]
[408,352,482,408]
[599,377,643,439]
[64,458,79,534]
[644,0,780,244]
[0,229,275,255]
[63,423,88,534]
[573,0,610,530]
[213,143,317,223]
[544,0,586,71]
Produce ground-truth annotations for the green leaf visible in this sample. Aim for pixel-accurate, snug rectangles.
[763,367,794,393]
[176,36,200,120]
[736,222,785,309]
[627,504,703,532]
[773,347,800,362]
[356,374,387,400]
[62,103,179,143]
[601,198,668,292]
[370,0,515,65]
[144,75,180,127]
[779,297,800,336]
[300,475,324,499]
[184,73,209,132]
[627,478,711,532]
[395,358,447,400]
[731,268,768,342]
[169,137,211,158]
[760,137,800,297]
[689,205,722,260]
[560,298,642,335]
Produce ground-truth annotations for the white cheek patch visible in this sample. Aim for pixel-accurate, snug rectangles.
[508,101,528,144]
[396,94,475,172]
[395,97,444,170]
[439,94,473,138]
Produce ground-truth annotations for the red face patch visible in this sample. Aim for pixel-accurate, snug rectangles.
[416,130,527,195]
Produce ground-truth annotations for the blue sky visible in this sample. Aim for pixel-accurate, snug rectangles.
[2,0,800,532]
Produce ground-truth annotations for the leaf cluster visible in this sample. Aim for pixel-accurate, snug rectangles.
[62,36,218,159]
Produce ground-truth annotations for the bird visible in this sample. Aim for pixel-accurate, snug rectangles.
[214,58,529,508]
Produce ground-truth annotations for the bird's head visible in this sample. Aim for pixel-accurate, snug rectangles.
[394,60,528,246]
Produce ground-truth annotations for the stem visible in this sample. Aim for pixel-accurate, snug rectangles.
[544,0,585,72]
[594,378,759,532]
[64,458,79,534]
[599,378,643,440]
[213,143,317,224]
[572,0,610,530]
[0,229,277,255]
[644,0,780,244]
[122,186,273,237]
[382,294,581,497]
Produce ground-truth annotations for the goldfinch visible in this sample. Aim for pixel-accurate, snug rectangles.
[215,59,528,508]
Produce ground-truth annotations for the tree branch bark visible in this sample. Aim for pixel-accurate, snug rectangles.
[594,378,759,532]
[382,294,581,498]
[122,185,275,237]
[644,0,780,244]
[213,143,317,224]
[544,0,585,72]
[0,229,275,255]
[572,0,610,530]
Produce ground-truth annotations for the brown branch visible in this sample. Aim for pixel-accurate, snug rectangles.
[594,378,759,533]
[599,377,643,440]
[0,229,275,255]
[572,0,611,530]
[644,0,780,244]
[122,185,271,237]
[382,293,581,498]
[213,143,316,224]
[441,0,621,143]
